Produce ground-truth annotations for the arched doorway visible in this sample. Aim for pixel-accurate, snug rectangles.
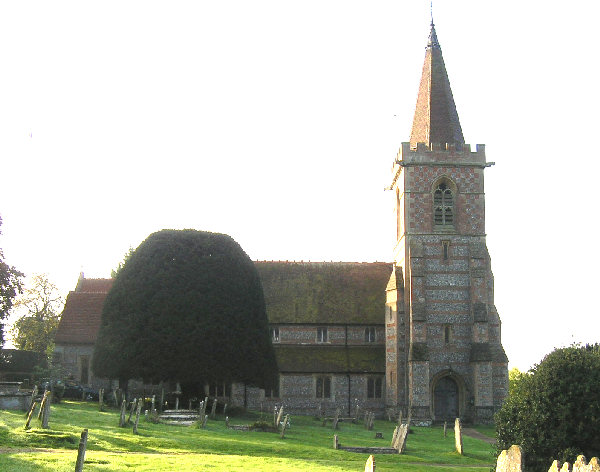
[433,376,459,421]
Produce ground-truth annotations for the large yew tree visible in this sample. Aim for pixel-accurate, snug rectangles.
[92,230,277,390]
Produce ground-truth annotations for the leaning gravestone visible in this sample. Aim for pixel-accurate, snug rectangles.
[454,417,463,455]
[210,398,217,419]
[390,426,399,447]
[394,423,408,453]
[201,414,208,429]
[276,406,284,429]
[133,399,143,434]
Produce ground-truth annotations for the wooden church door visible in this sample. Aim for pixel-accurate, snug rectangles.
[434,376,459,421]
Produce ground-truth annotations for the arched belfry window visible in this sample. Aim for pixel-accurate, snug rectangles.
[433,178,456,230]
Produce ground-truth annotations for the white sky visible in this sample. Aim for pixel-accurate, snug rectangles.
[1,1,599,371]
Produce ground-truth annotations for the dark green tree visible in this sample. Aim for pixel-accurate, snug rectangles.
[92,230,278,392]
[0,215,24,347]
[10,274,64,354]
[110,246,134,278]
[495,344,600,472]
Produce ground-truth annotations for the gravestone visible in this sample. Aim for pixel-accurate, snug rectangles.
[354,404,360,421]
[210,398,217,419]
[276,406,284,429]
[223,403,227,417]
[201,414,208,428]
[74,429,88,472]
[454,417,463,455]
[364,454,376,472]
[280,414,290,439]
[24,401,37,429]
[390,426,399,447]
[333,434,339,450]
[332,408,340,430]
[273,406,278,426]
[225,416,229,427]
[133,399,143,434]
[394,423,408,453]
[41,392,51,428]
[99,388,104,411]
[119,399,127,427]
[495,445,523,472]
[127,399,137,423]
[444,421,447,437]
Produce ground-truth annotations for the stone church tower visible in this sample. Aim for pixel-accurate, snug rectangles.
[385,23,508,424]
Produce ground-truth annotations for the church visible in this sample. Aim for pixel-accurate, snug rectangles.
[54,23,508,424]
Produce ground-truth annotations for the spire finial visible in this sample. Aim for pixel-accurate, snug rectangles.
[430,0,434,26]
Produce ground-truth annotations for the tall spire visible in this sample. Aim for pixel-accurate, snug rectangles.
[409,23,464,148]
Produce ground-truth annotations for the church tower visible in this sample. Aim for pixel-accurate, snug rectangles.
[385,23,508,424]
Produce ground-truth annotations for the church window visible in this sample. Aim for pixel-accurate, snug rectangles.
[444,325,453,344]
[265,376,280,398]
[271,327,280,343]
[433,180,455,229]
[365,327,376,343]
[316,376,332,399]
[442,241,450,260]
[317,327,328,343]
[209,382,231,397]
[367,377,383,399]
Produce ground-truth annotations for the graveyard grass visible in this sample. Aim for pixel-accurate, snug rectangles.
[0,401,496,471]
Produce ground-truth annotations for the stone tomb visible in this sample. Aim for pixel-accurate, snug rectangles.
[0,382,29,410]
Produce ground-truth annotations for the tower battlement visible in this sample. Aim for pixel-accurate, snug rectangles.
[390,142,488,183]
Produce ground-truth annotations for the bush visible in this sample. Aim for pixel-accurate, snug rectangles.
[495,344,600,472]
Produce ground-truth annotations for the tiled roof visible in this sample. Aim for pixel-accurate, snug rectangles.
[410,23,464,148]
[255,261,392,324]
[55,278,113,345]
[75,277,114,293]
[274,345,385,373]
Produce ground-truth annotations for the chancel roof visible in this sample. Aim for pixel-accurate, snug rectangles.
[409,23,464,148]
[55,286,112,344]
[255,261,392,325]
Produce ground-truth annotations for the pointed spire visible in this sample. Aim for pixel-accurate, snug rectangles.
[409,23,464,149]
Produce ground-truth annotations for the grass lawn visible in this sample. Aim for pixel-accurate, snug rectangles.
[0,401,497,471]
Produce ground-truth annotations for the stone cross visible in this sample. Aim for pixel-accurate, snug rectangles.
[454,417,463,455]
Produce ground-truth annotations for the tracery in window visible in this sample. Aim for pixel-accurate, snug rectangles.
[433,179,455,229]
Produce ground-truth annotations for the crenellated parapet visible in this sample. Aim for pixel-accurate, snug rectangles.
[389,142,492,190]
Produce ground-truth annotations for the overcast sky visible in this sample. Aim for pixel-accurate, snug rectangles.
[1,1,598,370]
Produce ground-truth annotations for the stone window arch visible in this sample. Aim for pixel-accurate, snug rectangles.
[432,177,457,230]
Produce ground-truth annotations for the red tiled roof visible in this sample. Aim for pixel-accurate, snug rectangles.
[55,278,113,345]
[75,277,114,293]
